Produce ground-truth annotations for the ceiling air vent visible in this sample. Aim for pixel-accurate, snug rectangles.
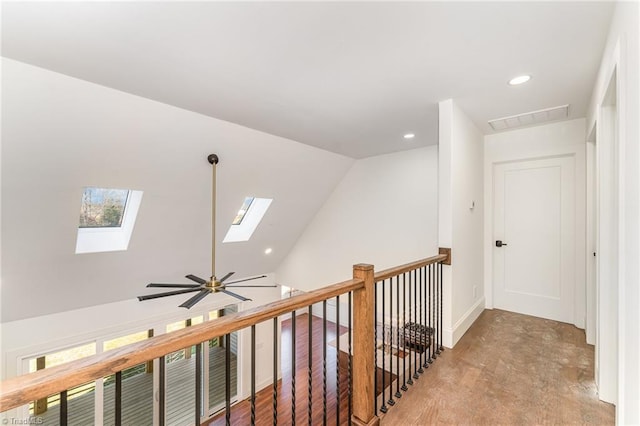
[488,104,569,131]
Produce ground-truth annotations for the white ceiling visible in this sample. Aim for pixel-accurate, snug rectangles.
[1,1,614,158]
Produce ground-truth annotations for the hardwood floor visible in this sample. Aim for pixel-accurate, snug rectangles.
[206,309,613,425]
[206,313,351,425]
[380,309,615,425]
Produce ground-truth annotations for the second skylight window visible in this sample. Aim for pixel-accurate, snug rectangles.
[223,197,272,243]
[232,197,254,225]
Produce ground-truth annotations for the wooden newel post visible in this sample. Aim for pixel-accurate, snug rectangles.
[352,264,380,426]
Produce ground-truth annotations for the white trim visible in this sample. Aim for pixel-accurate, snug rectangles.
[444,297,485,348]
[594,37,622,407]
[94,377,104,426]
[585,140,597,346]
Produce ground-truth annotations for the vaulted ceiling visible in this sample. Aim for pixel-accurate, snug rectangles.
[0,2,617,322]
[1,1,614,158]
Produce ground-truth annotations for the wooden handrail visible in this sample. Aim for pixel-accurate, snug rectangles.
[374,253,447,282]
[0,277,364,412]
[0,253,449,416]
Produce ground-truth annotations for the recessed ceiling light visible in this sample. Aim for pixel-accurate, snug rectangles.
[264,248,273,255]
[509,75,531,86]
[403,133,415,139]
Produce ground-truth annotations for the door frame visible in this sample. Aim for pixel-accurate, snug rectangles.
[588,38,623,406]
[483,120,587,331]
[585,135,597,346]
[491,155,576,323]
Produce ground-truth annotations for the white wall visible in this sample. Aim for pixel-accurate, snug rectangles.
[483,118,587,329]
[0,58,354,322]
[234,285,282,401]
[438,99,485,348]
[276,147,439,291]
[586,2,639,423]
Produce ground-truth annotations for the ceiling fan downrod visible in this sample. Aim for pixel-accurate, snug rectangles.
[208,153,219,285]
[137,153,277,308]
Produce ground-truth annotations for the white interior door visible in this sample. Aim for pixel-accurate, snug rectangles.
[493,155,576,323]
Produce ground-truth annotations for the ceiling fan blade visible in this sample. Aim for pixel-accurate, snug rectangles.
[219,272,235,283]
[147,283,201,288]
[220,289,251,302]
[222,285,278,288]
[137,288,202,301]
[179,289,211,309]
[185,274,208,285]
[223,275,268,285]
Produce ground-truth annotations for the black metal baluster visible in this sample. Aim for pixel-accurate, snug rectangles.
[115,371,122,426]
[436,263,442,355]
[308,305,313,426]
[417,268,422,369]
[195,344,202,426]
[380,279,388,413]
[348,291,353,423]
[395,275,402,399]
[439,262,444,353]
[418,267,424,374]
[412,270,419,380]
[374,282,379,412]
[323,300,327,426]
[428,264,434,364]
[225,333,231,426]
[273,318,278,425]
[59,390,68,426]
[433,264,442,359]
[387,278,395,407]
[422,266,429,369]
[336,295,341,424]
[407,272,413,386]
[292,311,297,425]
[401,273,408,392]
[159,356,165,426]
[420,265,429,368]
[433,264,439,359]
[251,326,256,426]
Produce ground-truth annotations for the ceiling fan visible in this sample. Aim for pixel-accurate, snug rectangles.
[137,153,276,309]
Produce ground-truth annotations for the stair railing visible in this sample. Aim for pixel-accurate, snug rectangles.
[0,252,449,425]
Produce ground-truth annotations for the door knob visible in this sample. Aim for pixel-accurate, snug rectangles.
[496,240,507,247]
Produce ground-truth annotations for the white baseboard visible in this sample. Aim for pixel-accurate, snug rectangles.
[444,297,485,348]
[256,377,273,394]
[238,377,275,402]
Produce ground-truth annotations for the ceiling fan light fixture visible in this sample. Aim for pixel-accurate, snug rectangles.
[138,153,275,308]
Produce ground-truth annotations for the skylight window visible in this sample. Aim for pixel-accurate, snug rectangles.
[232,197,254,225]
[79,188,129,228]
[75,187,143,254]
[223,197,272,243]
